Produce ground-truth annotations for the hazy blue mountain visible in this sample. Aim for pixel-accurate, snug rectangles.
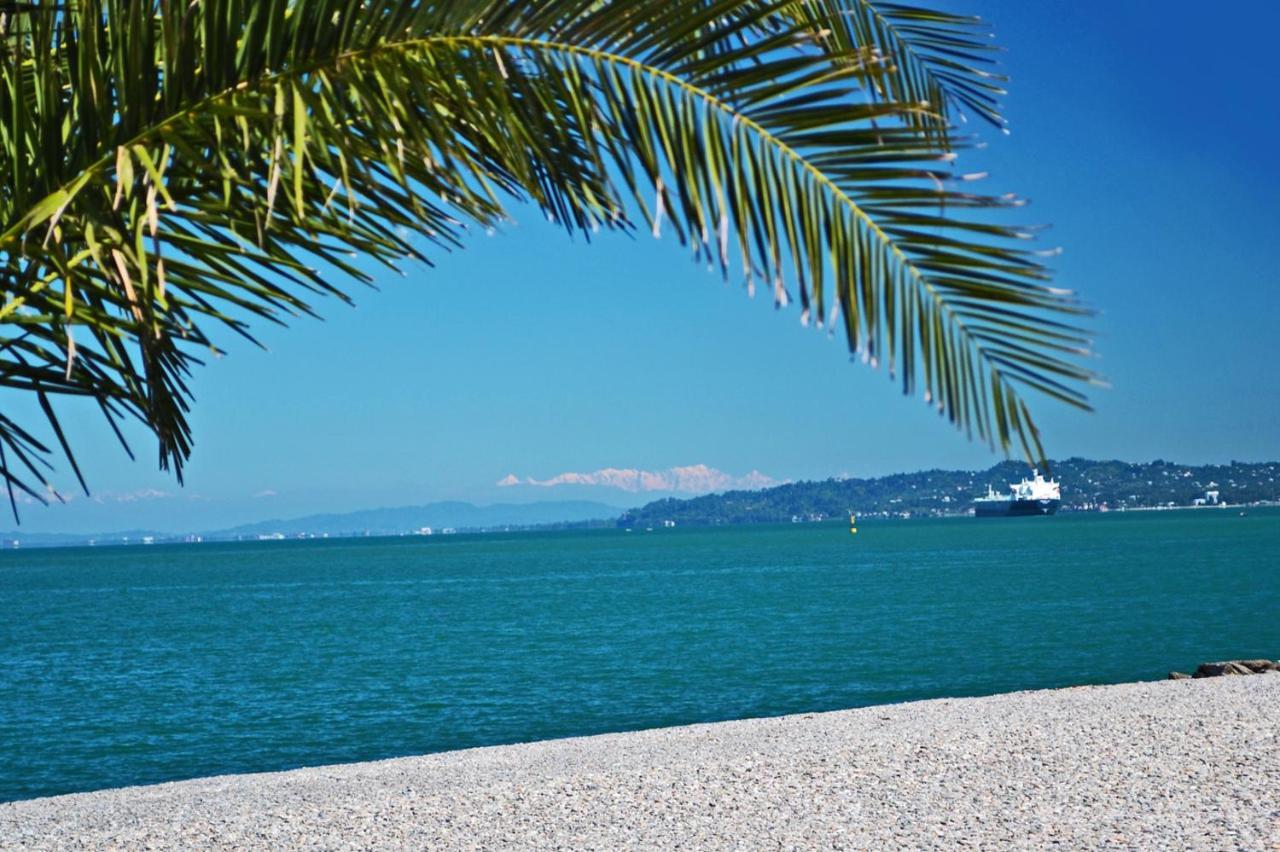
[207,500,626,538]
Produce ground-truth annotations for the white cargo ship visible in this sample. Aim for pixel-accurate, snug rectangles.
[973,470,1061,517]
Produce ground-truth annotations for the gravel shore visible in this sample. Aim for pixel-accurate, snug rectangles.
[3,675,1278,850]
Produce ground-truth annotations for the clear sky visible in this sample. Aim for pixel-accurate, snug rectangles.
[7,0,1280,533]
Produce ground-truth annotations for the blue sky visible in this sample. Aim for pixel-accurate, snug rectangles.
[8,0,1280,533]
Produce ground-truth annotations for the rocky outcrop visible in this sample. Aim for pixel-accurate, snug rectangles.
[1169,660,1278,679]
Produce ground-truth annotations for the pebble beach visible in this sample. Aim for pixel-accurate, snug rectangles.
[3,674,1277,850]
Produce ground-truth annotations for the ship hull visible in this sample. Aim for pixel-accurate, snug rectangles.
[973,498,1060,517]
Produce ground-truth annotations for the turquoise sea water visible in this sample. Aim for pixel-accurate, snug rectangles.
[2,509,1277,802]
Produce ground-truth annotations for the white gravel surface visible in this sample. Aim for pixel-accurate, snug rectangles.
[3,675,1278,850]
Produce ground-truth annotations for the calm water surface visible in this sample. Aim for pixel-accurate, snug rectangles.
[2,509,1277,801]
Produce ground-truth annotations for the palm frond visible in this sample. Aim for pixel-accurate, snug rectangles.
[0,0,1096,517]
[788,0,1008,140]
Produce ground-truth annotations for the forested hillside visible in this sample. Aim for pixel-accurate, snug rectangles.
[618,459,1280,527]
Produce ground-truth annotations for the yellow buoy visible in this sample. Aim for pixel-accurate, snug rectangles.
[849,512,857,535]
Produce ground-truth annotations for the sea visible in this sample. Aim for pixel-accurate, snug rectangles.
[2,508,1277,802]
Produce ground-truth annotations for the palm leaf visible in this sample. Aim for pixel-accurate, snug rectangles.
[0,0,1096,518]
[787,0,1008,140]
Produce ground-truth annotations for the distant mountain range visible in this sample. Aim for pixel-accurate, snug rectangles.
[618,458,1280,527]
[211,500,623,538]
[0,500,624,548]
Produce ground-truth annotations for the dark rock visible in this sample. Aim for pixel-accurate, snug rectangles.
[1192,660,1279,678]
[1168,671,1191,680]
[1238,659,1278,673]
[1193,662,1232,678]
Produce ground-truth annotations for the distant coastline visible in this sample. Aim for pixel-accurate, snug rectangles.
[4,458,1277,549]
[616,457,1279,529]
[0,501,625,551]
